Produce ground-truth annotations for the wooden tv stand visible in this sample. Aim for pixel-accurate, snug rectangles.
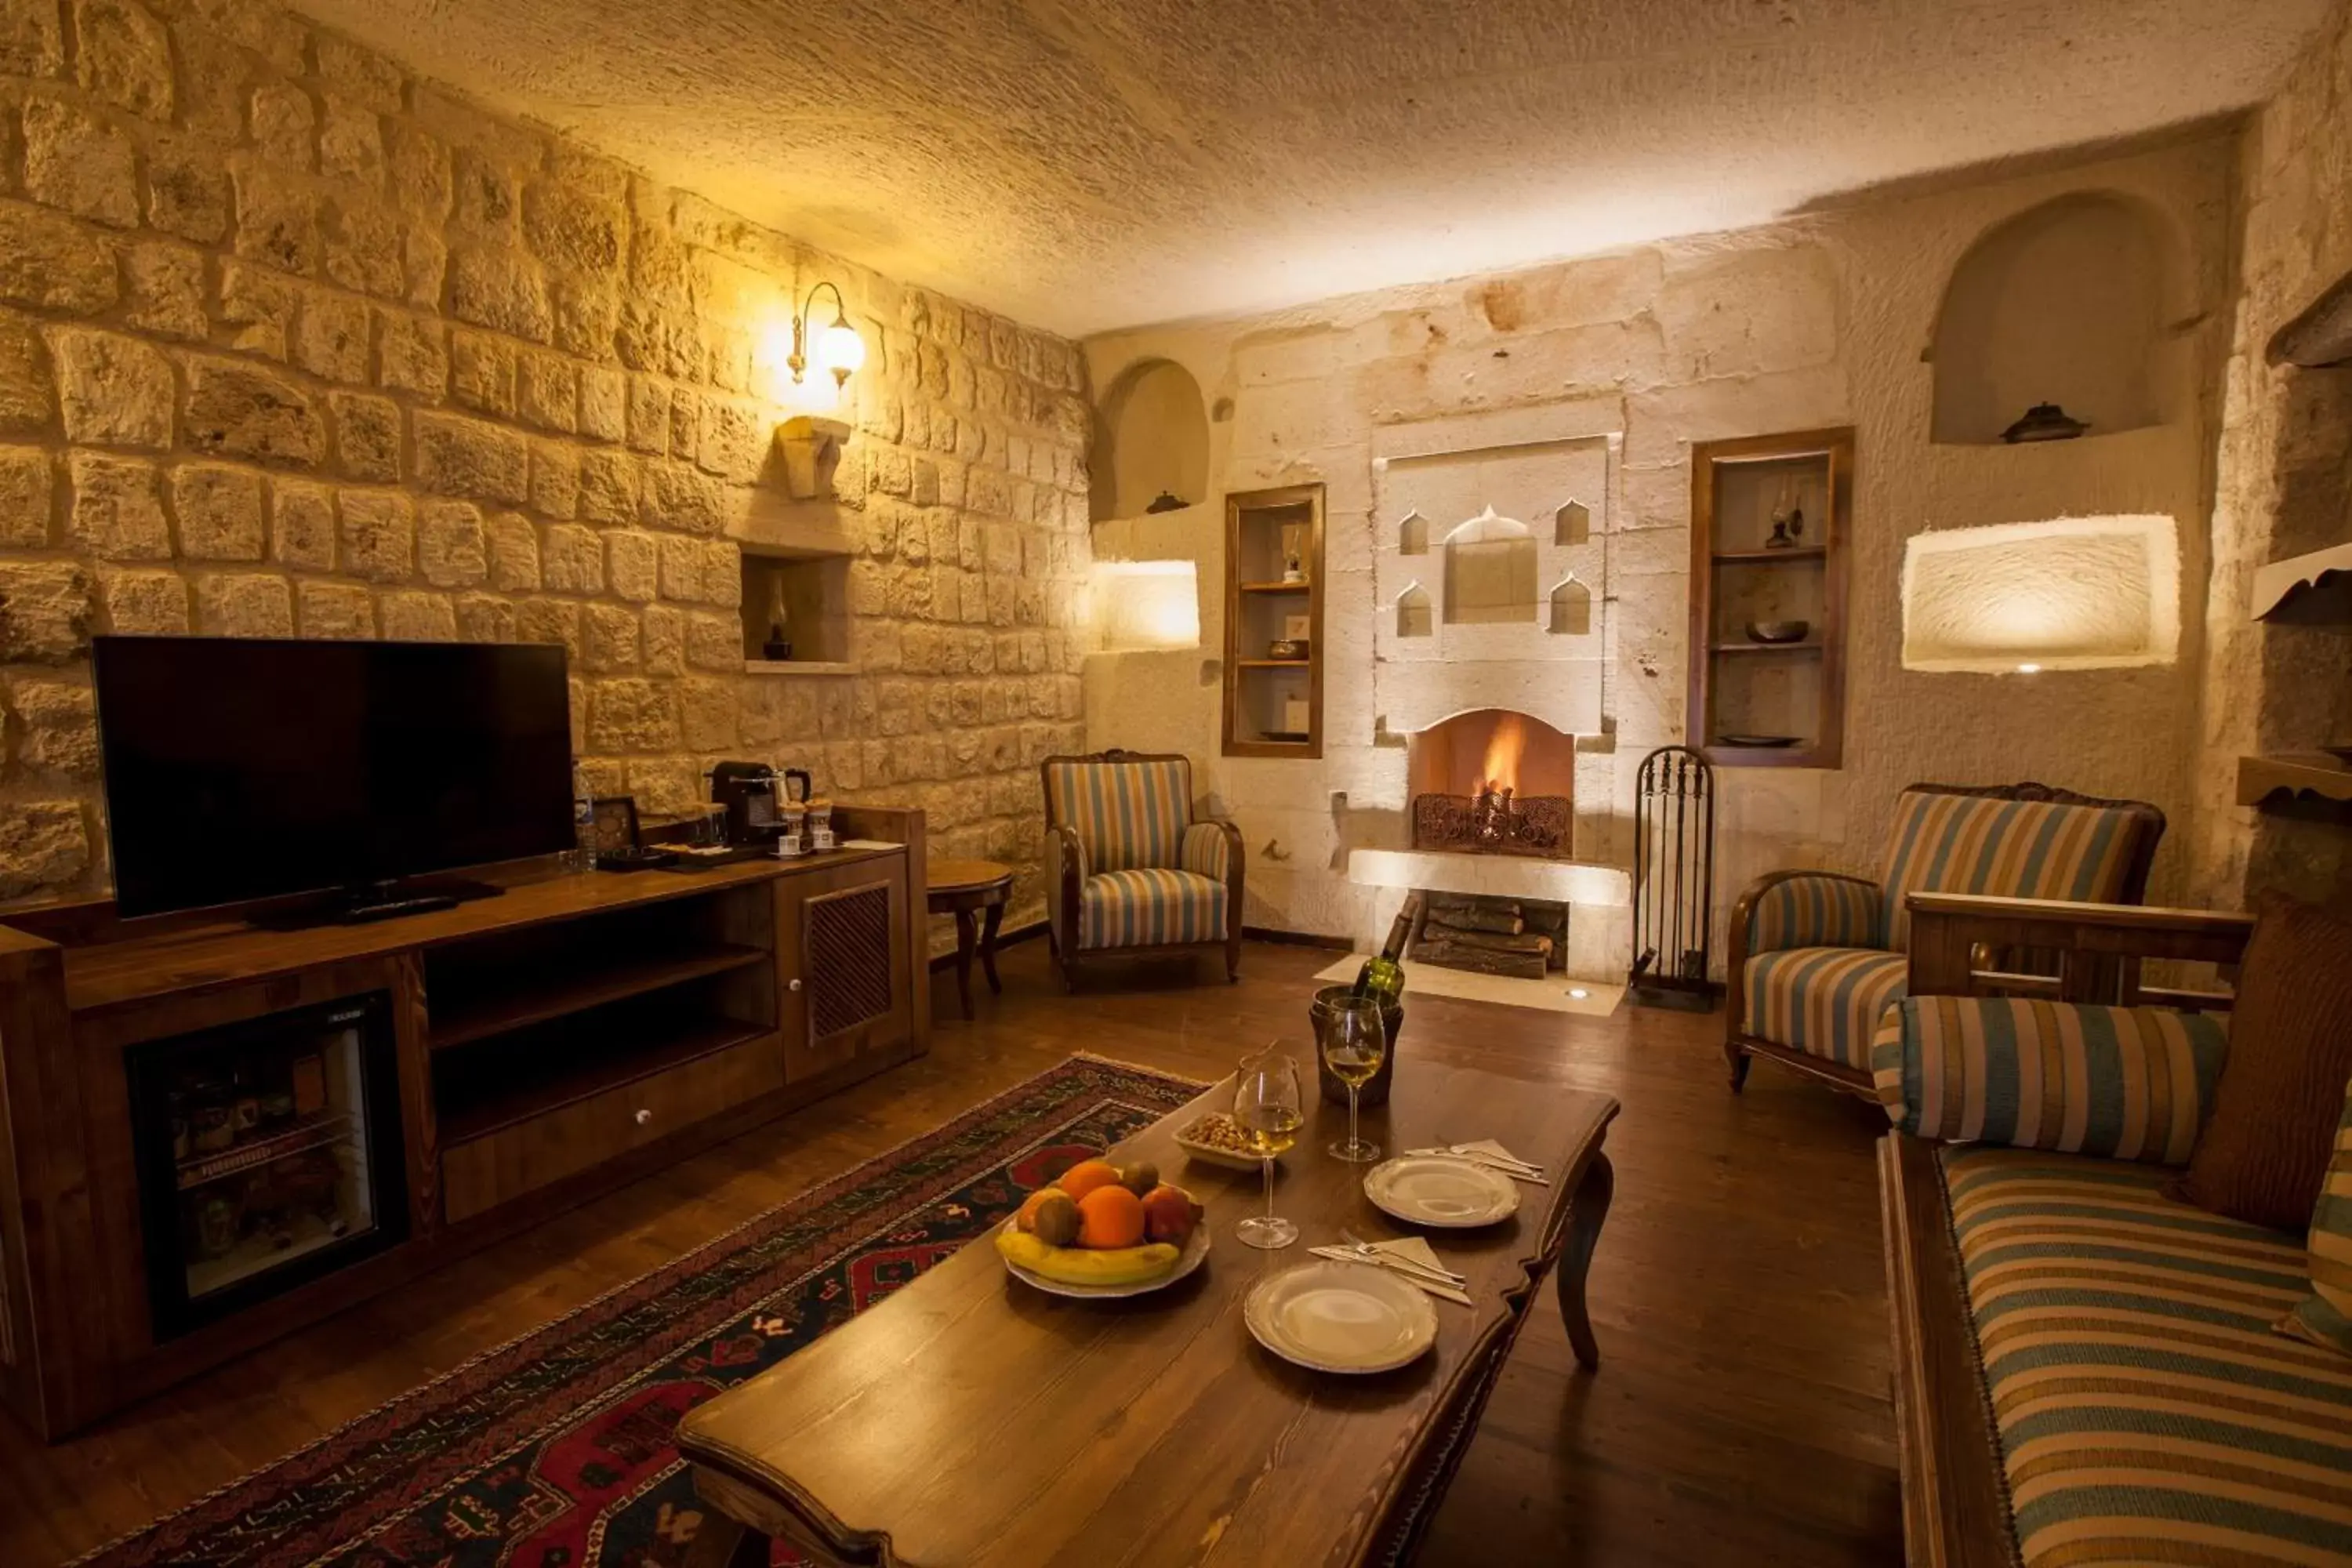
[0,807,929,1439]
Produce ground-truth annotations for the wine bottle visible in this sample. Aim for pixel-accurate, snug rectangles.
[1352,893,1421,1003]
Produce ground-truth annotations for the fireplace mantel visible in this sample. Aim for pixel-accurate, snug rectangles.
[1345,848,1630,908]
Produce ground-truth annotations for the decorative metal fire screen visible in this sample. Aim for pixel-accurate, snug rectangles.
[1410,788,1571,858]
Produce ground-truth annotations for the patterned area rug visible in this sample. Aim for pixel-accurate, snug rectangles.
[77,1054,1204,1568]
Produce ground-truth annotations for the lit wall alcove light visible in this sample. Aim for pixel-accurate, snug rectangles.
[1900,515,2180,672]
[1090,358,1210,521]
[1091,560,1202,652]
[1929,192,2180,445]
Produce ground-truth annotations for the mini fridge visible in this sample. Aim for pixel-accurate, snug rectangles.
[125,993,408,1339]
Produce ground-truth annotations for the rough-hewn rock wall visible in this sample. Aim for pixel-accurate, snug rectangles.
[2192,0,2352,909]
[1083,132,2232,971]
[0,0,1091,916]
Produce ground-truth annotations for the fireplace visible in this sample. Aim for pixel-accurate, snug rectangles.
[1406,709,1576,858]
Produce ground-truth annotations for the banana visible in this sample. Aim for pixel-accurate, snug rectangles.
[996,1228,1179,1287]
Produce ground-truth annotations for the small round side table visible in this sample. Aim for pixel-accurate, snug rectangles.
[925,858,1014,1021]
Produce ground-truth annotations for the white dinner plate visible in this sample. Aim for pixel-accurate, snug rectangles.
[1243,1259,1439,1374]
[997,1219,1213,1300]
[1363,1155,1522,1228]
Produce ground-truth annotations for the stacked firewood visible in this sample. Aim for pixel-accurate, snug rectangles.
[1407,893,1570,979]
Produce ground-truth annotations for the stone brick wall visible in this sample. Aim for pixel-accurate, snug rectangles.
[2190,0,2352,909]
[0,0,1092,921]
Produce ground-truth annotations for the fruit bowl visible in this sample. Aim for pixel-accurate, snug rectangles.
[995,1158,1210,1299]
[996,1220,1212,1299]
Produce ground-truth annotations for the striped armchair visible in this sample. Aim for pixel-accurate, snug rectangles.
[1039,750,1244,989]
[1725,782,2165,1099]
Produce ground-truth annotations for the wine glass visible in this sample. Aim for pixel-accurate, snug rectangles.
[1232,1047,1305,1250]
[1319,996,1386,1163]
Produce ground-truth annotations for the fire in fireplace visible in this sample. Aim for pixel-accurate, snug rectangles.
[1406,709,1576,858]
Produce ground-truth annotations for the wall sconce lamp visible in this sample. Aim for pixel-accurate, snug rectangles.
[787,281,867,388]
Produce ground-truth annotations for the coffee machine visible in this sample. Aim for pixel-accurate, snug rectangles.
[708,762,811,846]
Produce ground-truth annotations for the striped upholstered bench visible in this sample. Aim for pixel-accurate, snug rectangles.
[1726,782,2165,1100]
[1876,989,2352,1567]
[1039,749,1244,989]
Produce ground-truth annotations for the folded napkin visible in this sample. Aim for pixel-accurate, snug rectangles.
[1404,1139,1546,1181]
[1309,1235,1473,1306]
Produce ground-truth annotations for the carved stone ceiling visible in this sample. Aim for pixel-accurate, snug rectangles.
[296,0,2328,335]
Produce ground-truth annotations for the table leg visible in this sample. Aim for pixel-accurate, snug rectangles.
[952,906,978,1020]
[684,1512,771,1568]
[979,899,1004,995]
[1558,1148,1614,1371]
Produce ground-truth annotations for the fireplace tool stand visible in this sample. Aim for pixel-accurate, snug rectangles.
[1630,745,1719,1011]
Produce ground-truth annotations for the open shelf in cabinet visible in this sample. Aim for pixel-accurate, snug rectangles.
[434,998,775,1145]
[1688,428,1853,769]
[1222,483,1326,758]
[430,943,768,1049]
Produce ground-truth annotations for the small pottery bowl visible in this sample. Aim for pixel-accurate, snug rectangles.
[1744,619,1809,644]
[1267,638,1311,660]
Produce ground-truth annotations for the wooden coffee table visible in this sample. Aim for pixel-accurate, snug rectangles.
[924,858,1013,1020]
[676,1058,1617,1568]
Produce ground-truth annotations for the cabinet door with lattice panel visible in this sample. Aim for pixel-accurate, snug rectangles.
[776,855,914,1085]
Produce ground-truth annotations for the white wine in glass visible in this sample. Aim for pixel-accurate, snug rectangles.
[1234,1048,1305,1249]
[1318,995,1385,1162]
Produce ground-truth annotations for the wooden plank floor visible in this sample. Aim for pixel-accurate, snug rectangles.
[0,937,1904,1566]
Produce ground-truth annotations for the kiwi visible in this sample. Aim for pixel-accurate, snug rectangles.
[1120,1160,1160,1197]
[1032,1193,1081,1248]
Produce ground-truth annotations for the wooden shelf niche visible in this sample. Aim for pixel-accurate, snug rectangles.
[1222,483,1326,758]
[1688,428,1853,769]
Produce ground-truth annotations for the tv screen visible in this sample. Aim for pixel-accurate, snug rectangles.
[93,637,575,917]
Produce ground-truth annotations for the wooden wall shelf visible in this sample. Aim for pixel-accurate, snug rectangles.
[1222,484,1327,759]
[0,809,928,1439]
[1688,428,1853,770]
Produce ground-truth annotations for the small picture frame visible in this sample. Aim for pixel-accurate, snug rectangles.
[590,796,641,855]
[1282,612,1311,642]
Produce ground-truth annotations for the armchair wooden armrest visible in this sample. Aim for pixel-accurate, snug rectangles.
[1044,823,1085,978]
[1208,818,1244,983]
[1904,892,2253,1008]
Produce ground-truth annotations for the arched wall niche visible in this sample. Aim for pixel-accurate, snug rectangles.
[1089,358,1210,522]
[1929,192,2181,445]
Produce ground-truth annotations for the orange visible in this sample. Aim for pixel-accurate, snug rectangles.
[1075,1185,1146,1249]
[1058,1160,1123,1203]
[1015,1186,1065,1233]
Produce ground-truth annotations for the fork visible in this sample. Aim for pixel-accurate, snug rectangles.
[1425,1145,1548,1182]
[1338,1229,1468,1286]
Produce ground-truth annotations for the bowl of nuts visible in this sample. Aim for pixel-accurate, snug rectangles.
[1174,1111,1272,1170]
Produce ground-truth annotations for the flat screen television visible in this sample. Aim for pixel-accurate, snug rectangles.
[93,637,575,920]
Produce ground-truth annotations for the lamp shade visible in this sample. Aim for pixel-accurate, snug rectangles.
[817,318,866,379]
